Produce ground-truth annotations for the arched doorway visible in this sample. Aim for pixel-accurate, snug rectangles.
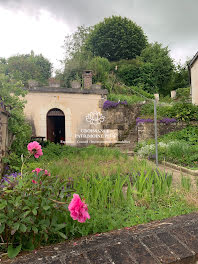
[47,108,65,143]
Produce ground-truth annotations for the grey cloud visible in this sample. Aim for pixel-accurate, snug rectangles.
[0,0,197,62]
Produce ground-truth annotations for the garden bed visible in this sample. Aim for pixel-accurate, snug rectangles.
[1,143,198,259]
[161,161,198,176]
[135,126,198,170]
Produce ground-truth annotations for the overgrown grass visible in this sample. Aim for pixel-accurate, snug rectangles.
[1,143,197,258]
[26,144,197,233]
[107,93,144,105]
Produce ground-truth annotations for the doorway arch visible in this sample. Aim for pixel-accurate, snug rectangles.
[47,108,65,143]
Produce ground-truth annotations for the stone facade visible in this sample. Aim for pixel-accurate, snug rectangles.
[102,103,142,149]
[189,51,198,105]
[137,121,198,142]
[0,108,9,175]
[48,78,61,88]
[24,87,108,146]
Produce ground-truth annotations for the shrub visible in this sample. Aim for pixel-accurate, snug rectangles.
[140,101,198,122]
[161,126,198,145]
[107,94,143,105]
[176,87,190,101]
[0,142,91,258]
[103,99,127,110]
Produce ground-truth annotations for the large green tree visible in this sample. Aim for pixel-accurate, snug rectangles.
[139,42,174,95]
[172,62,189,90]
[63,26,92,60]
[61,26,93,86]
[85,16,147,61]
[0,51,52,86]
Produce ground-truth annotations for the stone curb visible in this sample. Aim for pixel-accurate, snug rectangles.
[160,161,198,176]
[122,151,198,176]
[3,212,198,264]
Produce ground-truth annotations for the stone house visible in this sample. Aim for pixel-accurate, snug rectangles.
[24,71,117,146]
[189,51,198,105]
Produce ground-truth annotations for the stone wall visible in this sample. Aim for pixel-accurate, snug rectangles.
[137,121,198,142]
[101,101,198,149]
[0,108,9,175]
[102,103,142,149]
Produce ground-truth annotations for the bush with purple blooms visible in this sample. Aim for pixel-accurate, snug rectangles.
[103,100,127,110]
[0,172,21,188]
[136,117,177,125]
[159,118,177,124]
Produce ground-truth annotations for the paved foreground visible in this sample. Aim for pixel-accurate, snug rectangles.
[3,212,198,264]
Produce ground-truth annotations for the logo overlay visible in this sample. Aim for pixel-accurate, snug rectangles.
[86,111,105,126]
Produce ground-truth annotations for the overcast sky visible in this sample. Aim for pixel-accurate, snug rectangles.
[0,0,197,71]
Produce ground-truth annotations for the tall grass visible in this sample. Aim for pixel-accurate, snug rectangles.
[25,144,197,238]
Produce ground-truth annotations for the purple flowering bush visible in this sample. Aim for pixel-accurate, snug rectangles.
[136,117,177,125]
[0,172,21,188]
[103,100,128,110]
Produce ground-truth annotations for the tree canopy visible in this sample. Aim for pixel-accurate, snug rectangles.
[85,16,148,61]
[63,26,92,60]
[139,42,174,95]
[61,26,93,86]
[0,51,52,86]
[61,17,183,96]
[171,62,189,91]
[113,43,175,95]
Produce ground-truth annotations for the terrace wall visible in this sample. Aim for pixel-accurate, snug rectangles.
[102,102,198,148]
[137,121,198,142]
[102,103,142,149]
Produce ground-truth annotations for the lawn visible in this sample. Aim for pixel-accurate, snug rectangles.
[1,143,197,258]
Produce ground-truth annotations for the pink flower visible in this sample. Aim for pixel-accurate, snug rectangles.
[27,141,43,158]
[32,180,38,184]
[32,168,50,176]
[44,170,51,176]
[68,194,90,223]
[32,168,42,175]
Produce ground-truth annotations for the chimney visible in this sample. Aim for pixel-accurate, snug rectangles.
[82,70,92,89]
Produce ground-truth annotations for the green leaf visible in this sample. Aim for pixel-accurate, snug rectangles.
[23,211,31,218]
[32,226,38,234]
[0,223,5,234]
[0,200,7,209]
[57,231,67,239]
[7,244,22,259]
[54,223,66,231]
[43,205,50,211]
[20,224,27,233]
[13,222,20,231]
[32,209,37,215]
